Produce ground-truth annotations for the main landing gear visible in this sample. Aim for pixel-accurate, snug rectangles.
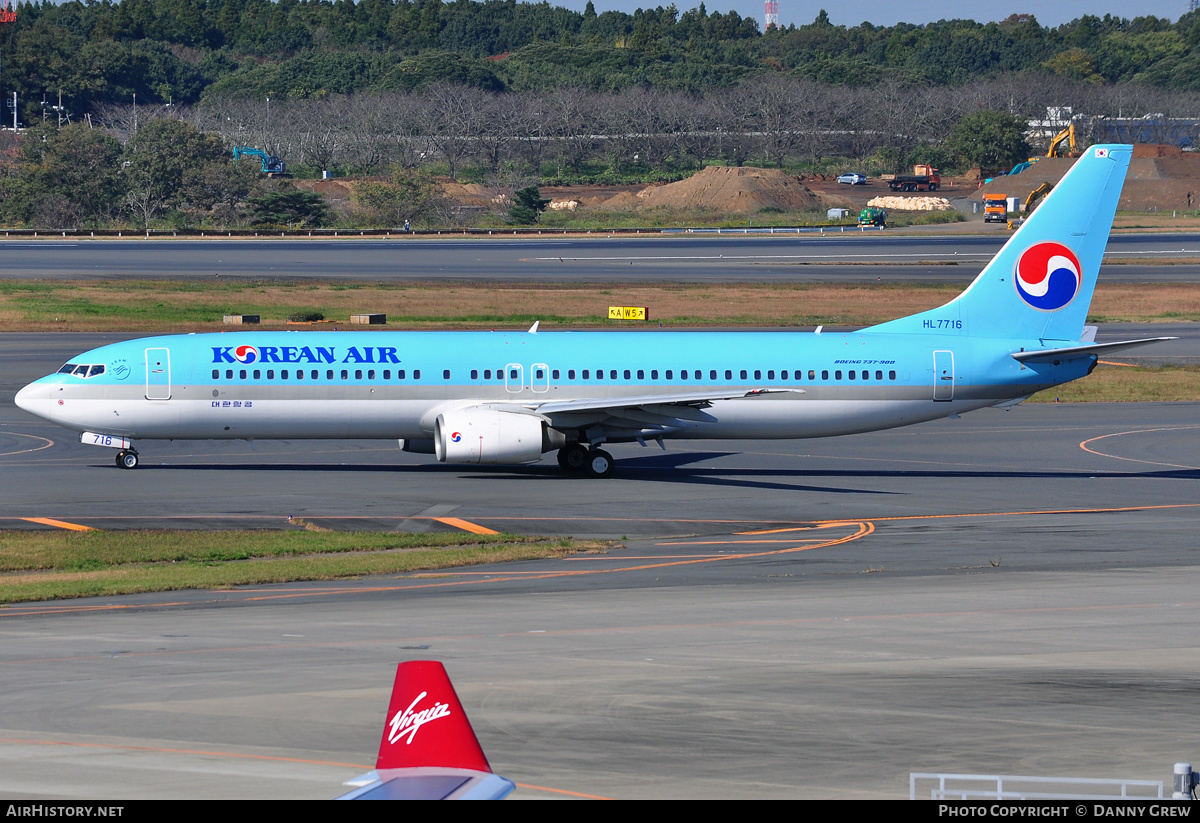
[556,444,614,478]
[115,450,139,470]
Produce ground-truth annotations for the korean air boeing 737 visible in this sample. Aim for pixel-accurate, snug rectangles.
[14,145,1172,478]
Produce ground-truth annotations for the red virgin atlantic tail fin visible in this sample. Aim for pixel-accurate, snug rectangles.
[337,661,515,800]
[375,659,492,772]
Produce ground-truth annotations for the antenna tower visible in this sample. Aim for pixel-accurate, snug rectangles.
[764,0,779,30]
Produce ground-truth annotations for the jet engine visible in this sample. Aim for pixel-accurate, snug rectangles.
[434,409,546,465]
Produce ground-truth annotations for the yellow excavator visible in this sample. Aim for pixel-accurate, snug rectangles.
[1047,124,1078,158]
[1006,182,1054,230]
[1024,182,1052,213]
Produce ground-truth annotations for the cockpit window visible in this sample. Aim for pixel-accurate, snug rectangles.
[58,363,105,378]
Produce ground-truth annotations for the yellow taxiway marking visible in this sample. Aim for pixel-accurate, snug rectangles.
[18,517,95,532]
[433,517,500,535]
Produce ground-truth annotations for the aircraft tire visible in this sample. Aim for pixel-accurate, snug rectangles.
[584,449,614,478]
[118,451,139,470]
[557,444,589,472]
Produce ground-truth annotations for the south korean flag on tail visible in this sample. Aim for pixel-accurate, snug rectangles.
[1094,147,1109,157]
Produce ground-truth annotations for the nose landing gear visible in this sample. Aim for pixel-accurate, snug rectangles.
[115,450,139,470]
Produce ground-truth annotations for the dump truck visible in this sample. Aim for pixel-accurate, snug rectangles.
[888,164,941,192]
[983,194,1008,224]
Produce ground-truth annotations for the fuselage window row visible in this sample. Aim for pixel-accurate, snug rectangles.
[207,367,898,384]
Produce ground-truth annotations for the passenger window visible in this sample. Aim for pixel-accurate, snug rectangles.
[536,368,545,379]
[725,370,732,380]
[710,370,717,380]
[610,370,617,379]
[341,370,348,380]
[226,369,234,379]
[552,369,560,379]
[637,369,644,380]
[835,370,842,380]
[665,370,673,379]
[876,370,883,380]
[651,370,659,379]
[443,370,450,380]
[568,369,576,379]
[767,370,775,380]
[296,370,304,380]
[471,370,479,379]
[398,369,406,379]
[754,370,761,380]
[239,369,247,380]
[267,370,275,379]
[509,369,518,379]
[809,370,816,380]
[740,370,747,380]
[848,370,855,380]
[368,370,376,379]
[623,369,631,380]
[311,370,318,379]
[582,370,590,379]
[781,370,788,380]
[889,370,896,380]
[254,370,262,379]
[355,370,363,379]
[212,369,219,379]
[597,370,605,380]
[414,370,421,379]
[821,370,829,380]
[282,370,290,379]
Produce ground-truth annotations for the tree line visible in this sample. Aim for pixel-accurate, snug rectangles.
[3,72,1197,232]
[0,0,1196,126]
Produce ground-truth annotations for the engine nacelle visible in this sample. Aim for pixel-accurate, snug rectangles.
[434,409,545,464]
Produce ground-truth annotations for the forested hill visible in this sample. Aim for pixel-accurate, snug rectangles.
[0,0,1195,115]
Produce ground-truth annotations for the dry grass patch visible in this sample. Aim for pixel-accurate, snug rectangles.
[3,279,1197,332]
[1030,364,1200,402]
[0,529,609,602]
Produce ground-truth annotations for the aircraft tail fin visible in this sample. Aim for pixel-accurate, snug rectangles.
[336,661,515,800]
[863,144,1132,342]
[374,659,492,772]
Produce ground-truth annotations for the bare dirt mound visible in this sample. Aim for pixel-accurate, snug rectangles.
[598,166,829,213]
[1133,144,1185,159]
[977,151,1200,211]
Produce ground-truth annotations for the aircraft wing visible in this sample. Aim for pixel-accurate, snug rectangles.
[337,768,515,800]
[528,388,802,415]
[522,388,804,435]
[1011,337,1176,363]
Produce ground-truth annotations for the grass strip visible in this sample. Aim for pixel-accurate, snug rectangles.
[0,530,607,603]
[1029,364,1200,403]
[4,280,1199,331]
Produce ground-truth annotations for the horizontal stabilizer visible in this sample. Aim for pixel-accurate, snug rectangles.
[1011,337,1176,363]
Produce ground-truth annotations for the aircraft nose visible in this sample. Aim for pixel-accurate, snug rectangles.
[14,381,56,421]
